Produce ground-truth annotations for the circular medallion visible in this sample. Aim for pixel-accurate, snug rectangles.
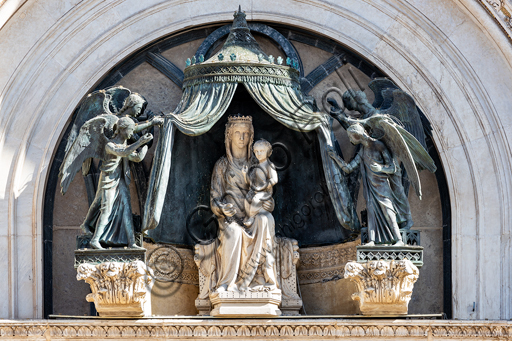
[147,246,183,282]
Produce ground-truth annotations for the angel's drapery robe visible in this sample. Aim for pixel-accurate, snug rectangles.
[357,142,412,244]
[81,143,136,246]
[210,156,278,291]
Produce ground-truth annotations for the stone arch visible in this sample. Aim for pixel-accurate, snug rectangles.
[0,0,511,319]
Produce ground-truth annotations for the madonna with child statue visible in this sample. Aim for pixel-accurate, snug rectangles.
[194,115,302,317]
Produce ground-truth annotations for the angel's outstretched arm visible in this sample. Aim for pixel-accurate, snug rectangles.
[330,111,361,131]
[106,133,152,157]
[328,148,361,174]
[128,145,148,162]
[134,116,165,133]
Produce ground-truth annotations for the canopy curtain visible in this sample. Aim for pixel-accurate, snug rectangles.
[142,82,238,231]
[143,80,360,232]
[244,82,360,231]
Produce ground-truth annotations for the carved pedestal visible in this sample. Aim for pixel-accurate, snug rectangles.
[75,249,153,317]
[210,290,282,317]
[194,237,302,316]
[344,259,419,315]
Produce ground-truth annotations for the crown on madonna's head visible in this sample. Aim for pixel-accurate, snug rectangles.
[227,114,252,123]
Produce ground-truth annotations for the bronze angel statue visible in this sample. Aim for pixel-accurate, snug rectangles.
[327,79,436,246]
[59,87,164,249]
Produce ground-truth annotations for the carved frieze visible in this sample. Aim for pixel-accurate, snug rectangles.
[0,320,510,339]
[479,0,512,41]
[297,240,359,284]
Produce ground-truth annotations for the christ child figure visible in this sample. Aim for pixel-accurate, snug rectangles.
[242,139,278,227]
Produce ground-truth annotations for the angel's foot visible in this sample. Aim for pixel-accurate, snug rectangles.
[129,243,144,250]
[394,240,405,247]
[244,217,254,227]
[90,240,104,249]
[81,224,92,236]
[364,241,375,246]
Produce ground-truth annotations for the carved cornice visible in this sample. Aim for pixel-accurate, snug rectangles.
[478,0,512,42]
[297,240,359,284]
[0,320,510,339]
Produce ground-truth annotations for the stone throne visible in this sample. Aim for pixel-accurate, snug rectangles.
[194,237,302,316]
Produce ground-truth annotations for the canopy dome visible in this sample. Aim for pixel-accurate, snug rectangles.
[183,7,300,88]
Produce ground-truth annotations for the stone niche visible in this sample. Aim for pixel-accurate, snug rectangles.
[49,23,445,317]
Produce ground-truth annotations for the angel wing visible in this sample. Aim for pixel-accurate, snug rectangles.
[59,115,118,194]
[369,78,398,109]
[65,86,132,154]
[377,117,423,199]
[380,88,427,150]
[369,78,429,149]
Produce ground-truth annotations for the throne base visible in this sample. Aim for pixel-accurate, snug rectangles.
[209,291,282,317]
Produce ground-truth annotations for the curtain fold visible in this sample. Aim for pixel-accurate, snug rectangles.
[244,82,326,132]
[316,123,361,231]
[143,82,237,231]
[173,83,238,136]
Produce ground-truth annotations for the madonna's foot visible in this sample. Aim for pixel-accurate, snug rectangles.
[364,241,375,246]
[394,240,405,246]
[90,240,103,249]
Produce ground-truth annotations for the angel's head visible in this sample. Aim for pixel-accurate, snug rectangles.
[342,89,368,111]
[114,117,136,140]
[346,123,368,145]
[120,93,147,117]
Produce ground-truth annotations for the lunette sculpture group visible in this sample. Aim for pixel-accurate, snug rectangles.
[62,8,436,317]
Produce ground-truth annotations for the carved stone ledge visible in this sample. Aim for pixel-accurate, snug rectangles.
[345,259,419,315]
[356,245,424,268]
[1,320,511,339]
[297,240,359,285]
[76,260,153,317]
[74,248,146,268]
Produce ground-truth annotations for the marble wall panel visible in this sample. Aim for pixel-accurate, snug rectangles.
[52,227,90,316]
[300,279,361,315]
[408,227,444,314]
[151,282,199,316]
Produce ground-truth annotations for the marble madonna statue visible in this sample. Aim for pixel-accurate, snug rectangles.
[210,115,278,293]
